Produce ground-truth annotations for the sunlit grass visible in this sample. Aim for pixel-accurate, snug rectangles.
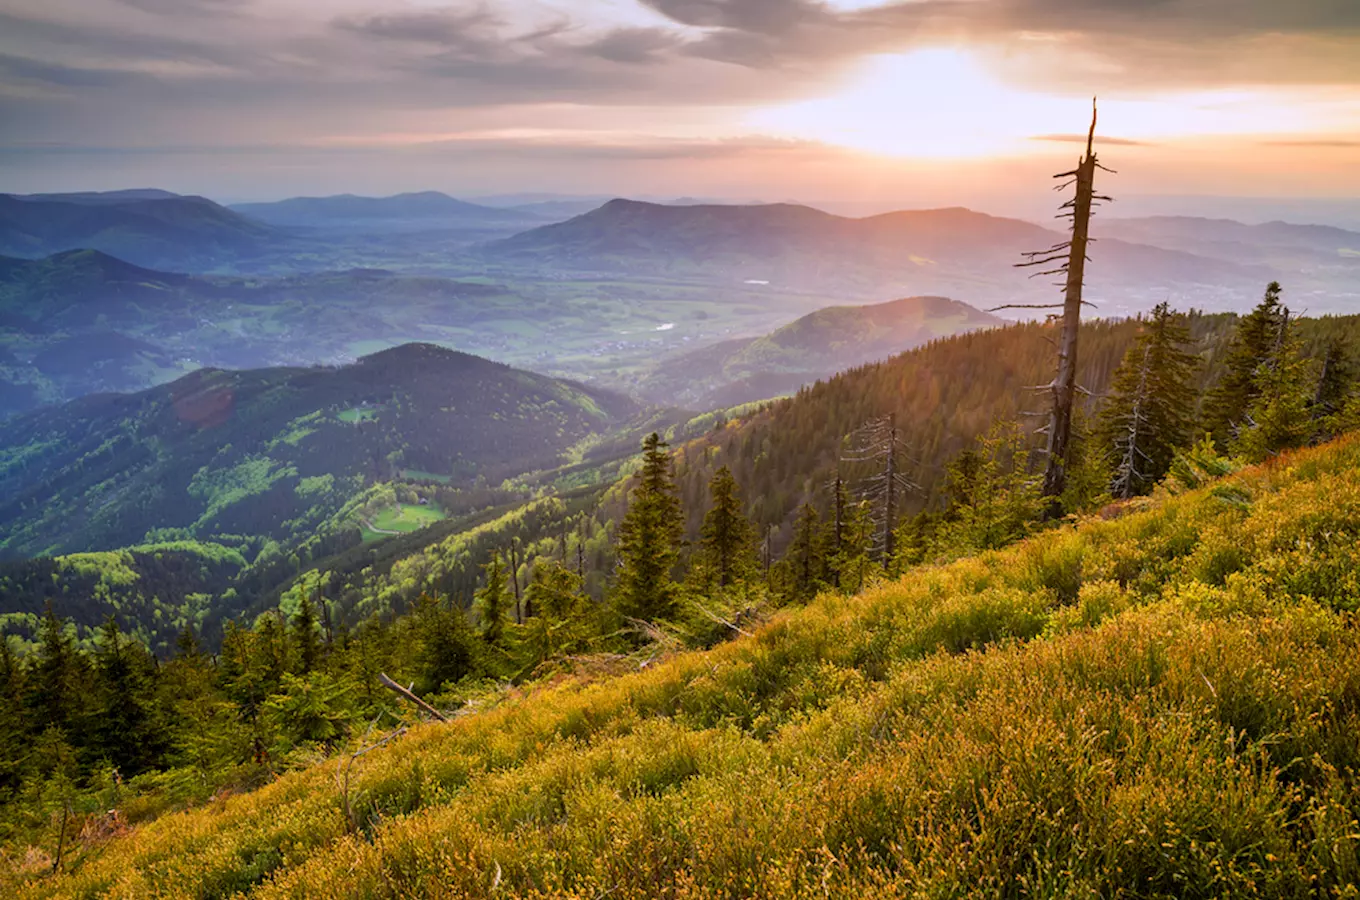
[13,435,1360,898]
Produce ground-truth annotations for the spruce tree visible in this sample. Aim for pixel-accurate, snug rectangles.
[1311,337,1355,441]
[775,502,825,602]
[91,617,166,776]
[1233,316,1315,462]
[415,593,480,693]
[1098,303,1199,498]
[28,602,83,735]
[519,561,591,671]
[1202,282,1287,446]
[474,554,510,647]
[614,433,684,622]
[291,594,322,674]
[0,633,30,797]
[697,466,754,589]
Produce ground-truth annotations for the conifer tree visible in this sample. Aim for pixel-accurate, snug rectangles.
[1311,337,1355,441]
[526,560,587,624]
[834,500,877,594]
[936,423,1042,553]
[474,554,510,647]
[291,594,322,674]
[519,561,591,671]
[91,617,166,775]
[415,593,480,693]
[0,634,29,797]
[1234,315,1316,462]
[28,602,83,735]
[1203,282,1287,446]
[697,466,755,589]
[775,502,825,601]
[614,433,684,622]
[1098,302,1199,498]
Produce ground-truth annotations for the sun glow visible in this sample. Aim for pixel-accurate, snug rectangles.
[749,48,1358,159]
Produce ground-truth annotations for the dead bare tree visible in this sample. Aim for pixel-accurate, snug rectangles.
[336,716,408,834]
[1110,343,1154,500]
[377,672,448,722]
[509,538,523,624]
[841,413,921,564]
[999,99,1113,513]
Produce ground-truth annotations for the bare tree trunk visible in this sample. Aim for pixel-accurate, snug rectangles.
[883,413,897,564]
[1007,101,1110,514]
[1044,110,1099,504]
[510,538,522,624]
[377,673,449,722]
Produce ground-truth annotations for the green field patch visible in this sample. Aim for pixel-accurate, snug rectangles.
[400,469,452,484]
[361,502,446,541]
[337,406,380,423]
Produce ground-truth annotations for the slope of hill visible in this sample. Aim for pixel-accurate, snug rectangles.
[231,191,545,231]
[636,295,1003,407]
[18,433,1360,898]
[484,199,1277,313]
[0,193,280,270]
[0,343,638,560]
[663,310,1360,537]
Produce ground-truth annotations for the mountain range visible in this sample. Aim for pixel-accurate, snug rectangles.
[230,191,546,232]
[483,199,1300,315]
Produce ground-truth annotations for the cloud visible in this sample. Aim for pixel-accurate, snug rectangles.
[1261,139,1360,148]
[0,0,1357,193]
[335,7,507,48]
[1031,134,1152,147]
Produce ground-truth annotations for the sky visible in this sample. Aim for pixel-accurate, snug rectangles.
[2,0,1359,219]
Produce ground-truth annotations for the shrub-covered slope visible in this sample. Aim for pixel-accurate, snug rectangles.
[18,434,1360,898]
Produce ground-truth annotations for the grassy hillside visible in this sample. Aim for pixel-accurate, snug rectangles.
[14,433,1360,897]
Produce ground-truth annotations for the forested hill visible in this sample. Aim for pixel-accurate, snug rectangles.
[0,343,637,560]
[637,295,1002,407]
[665,311,1360,534]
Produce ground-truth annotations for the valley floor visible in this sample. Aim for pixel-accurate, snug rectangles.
[12,435,1360,898]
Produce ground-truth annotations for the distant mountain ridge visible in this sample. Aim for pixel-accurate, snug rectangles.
[484,199,1277,313]
[0,192,279,270]
[231,191,545,229]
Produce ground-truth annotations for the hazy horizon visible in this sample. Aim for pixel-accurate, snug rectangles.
[4,0,1358,223]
